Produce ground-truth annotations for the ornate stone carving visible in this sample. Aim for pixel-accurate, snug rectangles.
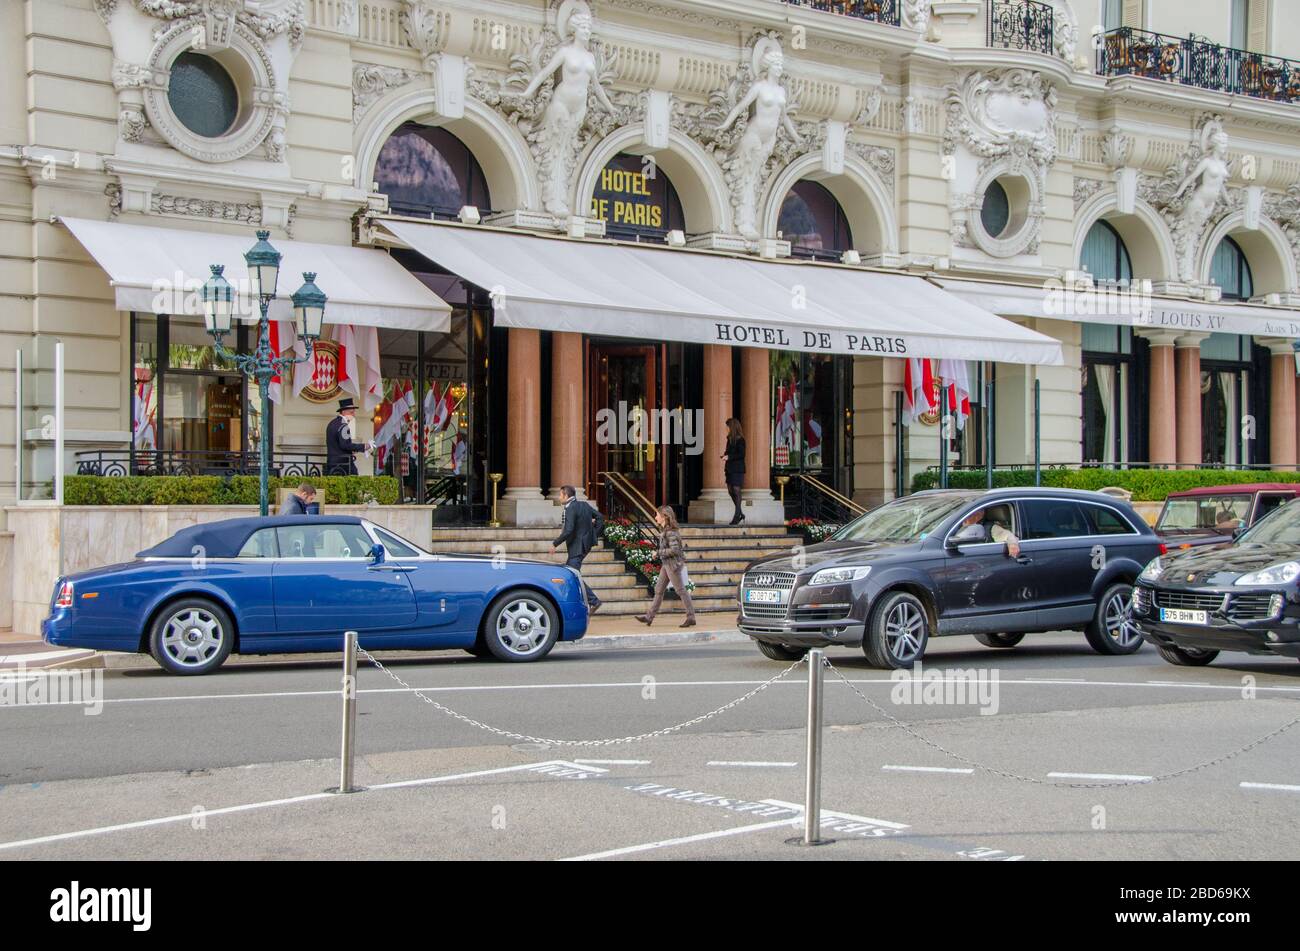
[1101,125,1132,170]
[1054,14,1077,64]
[119,106,148,142]
[711,32,802,240]
[353,64,423,121]
[1264,184,1300,263]
[849,141,896,198]
[855,86,882,126]
[1137,114,1233,282]
[112,61,151,90]
[94,0,121,22]
[496,0,622,218]
[1073,177,1105,211]
[401,0,451,69]
[105,183,123,218]
[901,0,930,34]
[154,193,264,222]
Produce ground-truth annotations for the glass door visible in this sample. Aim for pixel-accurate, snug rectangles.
[590,342,661,508]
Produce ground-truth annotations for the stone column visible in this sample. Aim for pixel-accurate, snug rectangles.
[1175,332,1208,469]
[1136,329,1179,467]
[738,346,784,526]
[499,328,557,525]
[687,344,735,524]
[548,331,586,500]
[1259,337,1297,468]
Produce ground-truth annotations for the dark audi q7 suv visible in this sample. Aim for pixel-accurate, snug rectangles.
[739,488,1162,668]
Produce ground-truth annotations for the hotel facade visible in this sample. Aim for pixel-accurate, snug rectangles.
[6,0,1300,528]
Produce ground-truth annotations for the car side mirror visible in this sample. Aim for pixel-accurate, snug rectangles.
[369,543,385,564]
[948,523,988,548]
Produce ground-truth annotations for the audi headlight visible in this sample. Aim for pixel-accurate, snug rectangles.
[1235,562,1300,586]
[808,566,871,586]
[1139,557,1164,583]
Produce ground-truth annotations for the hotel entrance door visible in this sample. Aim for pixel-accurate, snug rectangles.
[588,342,664,510]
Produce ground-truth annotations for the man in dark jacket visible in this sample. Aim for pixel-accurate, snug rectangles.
[278,482,317,515]
[326,398,370,475]
[550,485,603,613]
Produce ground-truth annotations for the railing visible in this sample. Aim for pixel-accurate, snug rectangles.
[1098,27,1300,104]
[780,471,864,525]
[76,449,330,478]
[988,0,1054,55]
[597,470,659,546]
[780,0,901,28]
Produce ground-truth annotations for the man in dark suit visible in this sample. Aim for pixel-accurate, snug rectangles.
[326,397,370,475]
[549,485,603,613]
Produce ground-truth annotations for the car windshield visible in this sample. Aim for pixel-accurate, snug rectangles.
[369,523,430,555]
[833,495,971,543]
[1240,500,1300,545]
[1156,495,1251,533]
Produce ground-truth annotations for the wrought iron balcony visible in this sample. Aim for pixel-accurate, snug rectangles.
[780,0,900,28]
[988,0,1055,55]
[76,449,330,478]
[1098,27,1300,104]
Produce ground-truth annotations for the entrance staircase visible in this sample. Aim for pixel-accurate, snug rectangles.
[427,524,800,617]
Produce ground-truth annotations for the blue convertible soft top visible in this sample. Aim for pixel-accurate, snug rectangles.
[136,515,366,559]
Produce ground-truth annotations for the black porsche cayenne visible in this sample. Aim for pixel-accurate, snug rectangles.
[1132,495,1300,667]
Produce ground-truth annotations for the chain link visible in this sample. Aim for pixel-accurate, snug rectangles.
[355,645,802,747]
[822,658,1300,789]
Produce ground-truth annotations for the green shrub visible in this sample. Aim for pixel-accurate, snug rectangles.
[64,474,400,507]
[909,468,1300,502]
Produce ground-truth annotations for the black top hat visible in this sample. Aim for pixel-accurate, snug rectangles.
[337,397,357,412]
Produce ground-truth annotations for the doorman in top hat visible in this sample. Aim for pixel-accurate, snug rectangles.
[326,398,372,475]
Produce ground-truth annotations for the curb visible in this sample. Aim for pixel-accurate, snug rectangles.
[53,628,752,672]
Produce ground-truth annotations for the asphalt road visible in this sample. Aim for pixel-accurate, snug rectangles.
[3,632,1300,860]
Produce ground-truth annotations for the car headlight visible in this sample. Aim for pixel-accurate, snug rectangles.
[808,566,871,586]
[1139,557,1164,583]
[1235,562,1300,586]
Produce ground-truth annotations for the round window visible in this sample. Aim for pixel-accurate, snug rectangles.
[168,51,239,138]
[980,180,1010,238]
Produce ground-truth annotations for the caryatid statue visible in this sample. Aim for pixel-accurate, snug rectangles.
[521,0,617,218]
[717,34,801,241]
[1171,118,1232,282]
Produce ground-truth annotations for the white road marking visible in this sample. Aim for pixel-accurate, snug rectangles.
[572,759,651,766]
[0,760,605,853]
[560,818,798,861]
[1047,772,1153,783]
[1239,781,1300,793]
[882,765,974,775]
[7,673,1300,710]
[706,761,797,768]
[763,800,911,831]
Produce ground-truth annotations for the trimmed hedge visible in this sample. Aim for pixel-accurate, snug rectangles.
[910,468,1300,502]
[63,475,401,506]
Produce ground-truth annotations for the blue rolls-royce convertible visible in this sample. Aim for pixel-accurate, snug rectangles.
[42,515,589,674]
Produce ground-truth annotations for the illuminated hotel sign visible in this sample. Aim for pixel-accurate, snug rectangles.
[590,155,677,233]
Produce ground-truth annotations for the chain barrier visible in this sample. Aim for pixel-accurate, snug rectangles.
[822,657,1300,790]
[355,645,802,747]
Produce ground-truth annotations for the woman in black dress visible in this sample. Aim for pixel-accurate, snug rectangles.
[723,417,746,525]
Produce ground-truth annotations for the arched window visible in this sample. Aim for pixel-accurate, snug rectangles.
[1081,220,1133,285]
[1210,236,1254,300]
[374,123,491,220]
[980,180,1010,238]
[589,152,685,242]
[778,181,853,260]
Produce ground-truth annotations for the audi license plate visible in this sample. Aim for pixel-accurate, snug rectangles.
[746,589,784,604]
[1160,608,1207,625]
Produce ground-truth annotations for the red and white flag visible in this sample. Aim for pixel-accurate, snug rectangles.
[903,357,935,425]
[267,320,296,404]
[937,359,973,430]
[373,379,414,470]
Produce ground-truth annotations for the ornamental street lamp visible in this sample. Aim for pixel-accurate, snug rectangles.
[201,231,326,516]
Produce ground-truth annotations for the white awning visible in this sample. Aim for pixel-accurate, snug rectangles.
[936,276,1300,341]
[378,219,1064,365]
[60,217,450,331]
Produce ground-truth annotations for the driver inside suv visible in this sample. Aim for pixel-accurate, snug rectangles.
[959,504,1021,557]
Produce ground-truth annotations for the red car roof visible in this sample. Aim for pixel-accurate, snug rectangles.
[1165,483,1300,498]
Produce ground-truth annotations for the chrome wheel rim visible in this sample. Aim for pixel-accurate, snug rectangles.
[161,608,223,667]
[885,600,925,663]
[496,598,552,656]
[1104,590,1139,649]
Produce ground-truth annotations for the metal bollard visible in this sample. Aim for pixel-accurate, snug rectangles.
[788,648,832,846]
[333,631,360,794]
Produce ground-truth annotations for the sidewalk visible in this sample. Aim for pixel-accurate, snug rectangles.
[2,614,748,672]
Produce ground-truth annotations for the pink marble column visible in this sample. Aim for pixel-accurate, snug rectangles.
[1262,339,1298,467]
[500,328,554,524]
[548,331,585,499]
[740,346,772,495]
[1174,333,1207,469]
[1138,330,1177,466]
[687,344,733,524]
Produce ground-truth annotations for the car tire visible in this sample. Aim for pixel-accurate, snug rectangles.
[1084,582,1143,655]
[756,641,809,662]
[148,597,235,676]
[482,590,560,662]
[1157,644,1219,667]
[863,591,929,669]
[463,644,492,659]
[974,632,1026,649]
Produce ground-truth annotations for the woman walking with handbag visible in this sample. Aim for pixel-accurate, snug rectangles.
[723,417,746,525]
[635,506,697,628]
